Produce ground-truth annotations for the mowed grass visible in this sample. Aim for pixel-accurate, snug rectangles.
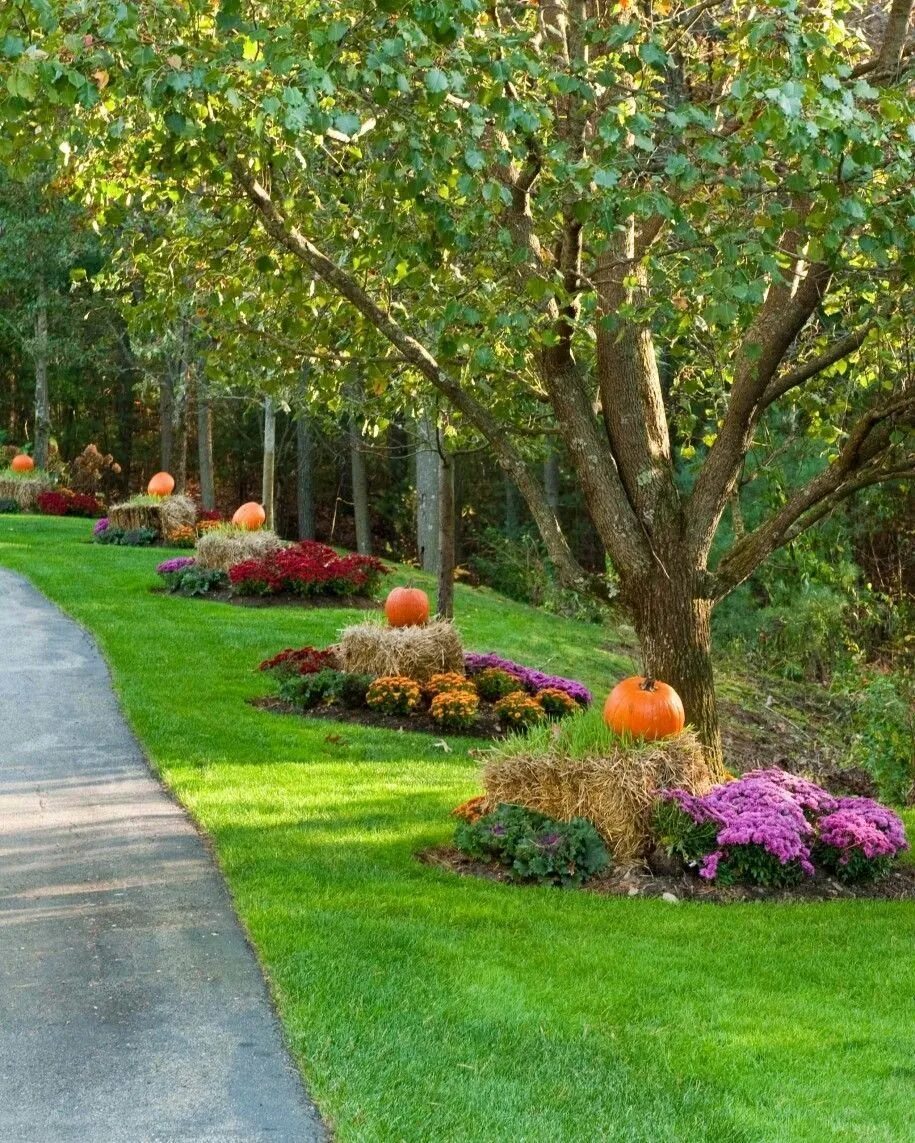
[2,515,914,1143]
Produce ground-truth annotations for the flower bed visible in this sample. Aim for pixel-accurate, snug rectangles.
[229,541,388,598]
[656,768,908,887]
[255,641,592,739]
[464,652,592,706]
[154,541,389,606]
[38,489,105,518]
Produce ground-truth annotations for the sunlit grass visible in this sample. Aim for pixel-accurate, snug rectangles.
[2,514,914,1142]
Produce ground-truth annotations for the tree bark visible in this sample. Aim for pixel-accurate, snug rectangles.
[437,448,456,618]
[160,368,175,473]
[349,413,372,554]
[262,395,276,531]
[504,473,520,537]
[296,412,316,540]
[415,413,440,572]
[196,375,215,510]
[33,290,50,470]
[173,361,189,493]
[622,568,725,776]
[544,450,560,513]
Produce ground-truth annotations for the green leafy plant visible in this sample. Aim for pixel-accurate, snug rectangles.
[843,672,915,803]
[278,669,343,711]
[455,803,610,887]
[0,497,20,513]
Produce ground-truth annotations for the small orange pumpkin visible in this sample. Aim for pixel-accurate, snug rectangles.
[232,501,266,531]
[11,453,35,473]
[384,585,430,627]
[147,471,175,497]
[603,676,685,742]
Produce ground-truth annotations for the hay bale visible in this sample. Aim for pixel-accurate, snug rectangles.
[0,474,53,511]
[482,727,714,862]
[194,527,285,572]
[108,494,196,539]
[338,620,464,682]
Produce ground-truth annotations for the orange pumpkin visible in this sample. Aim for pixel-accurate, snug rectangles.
[603,676,685,742]
[11,454,35,473]
[147,471,175,497]
[232,501,266,531]
[384,585,430,627]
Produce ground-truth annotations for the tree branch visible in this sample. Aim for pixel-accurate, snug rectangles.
[714,395,915,593]
[227,155,610,597]
[761,324,876,408]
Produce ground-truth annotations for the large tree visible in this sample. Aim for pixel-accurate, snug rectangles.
[2,0,914,762]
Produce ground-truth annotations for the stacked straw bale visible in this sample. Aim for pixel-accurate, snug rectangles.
[338,620,464,682]
[194,528,285,572]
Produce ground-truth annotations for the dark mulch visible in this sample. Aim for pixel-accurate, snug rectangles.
[151,587,380,610]
[250,695,507,739]
[418,845,915,903]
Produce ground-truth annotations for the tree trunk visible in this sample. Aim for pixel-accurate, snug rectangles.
[33,290,50,470]
[504,473,520,537]
[262,395,276,530]
[415,413,440,572]
[349,414,372,555]
[437,449,455,618]
[196,376,215,510]
[544,450,560,513]
[623,569,725,776]
[160,368,175,473]
[296,413,316,540]
[173,364,189,493]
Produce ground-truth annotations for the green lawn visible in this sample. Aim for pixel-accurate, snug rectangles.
[2,515,914,1143]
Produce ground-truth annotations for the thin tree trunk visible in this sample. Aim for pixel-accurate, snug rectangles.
[160,368,175,473]
[296,413,316,540]
[33,290,50,470]
[262,395,276,530]
[196,375,215,510]
[504,473,520,537]
[349,413,372,555]
[544,451,560,513]
[174,375,188,493]
[416,413,440,572]
[624,569,725,776]
[437,448,455,618]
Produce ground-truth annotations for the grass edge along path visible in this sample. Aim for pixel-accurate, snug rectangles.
[1,516,914,1143]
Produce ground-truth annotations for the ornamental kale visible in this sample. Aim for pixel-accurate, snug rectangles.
[464,652,591,706]
[455,803,609,887]
[156,557,228,595]
[656,769,908,888]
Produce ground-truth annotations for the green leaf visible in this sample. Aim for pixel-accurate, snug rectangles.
[425,68,448,94]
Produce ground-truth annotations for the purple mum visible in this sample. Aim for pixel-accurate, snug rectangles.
[819,797,908,863]
[157,556,196,576]
[93,517,109,536]
[464,651,592,706]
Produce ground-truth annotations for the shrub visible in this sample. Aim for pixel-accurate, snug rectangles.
[465,652,591,706]
[278,669,342,710]
[656,768,908,887]
[843,672,915,803]
[473,667,522,702]
[330,672,374,710]
[425,671,474,698]
[258,646,339,676]
[451,795,487,823]
[494,691,546,729]
[229,540,389,597]
[0,498,20,513]
[430,689,480,732]
[366,675,422,716]
[455,803,610,887]
[536,687,579,719]
[816,797,908,883]
[69,443,121,497]
[37,488,104,518]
